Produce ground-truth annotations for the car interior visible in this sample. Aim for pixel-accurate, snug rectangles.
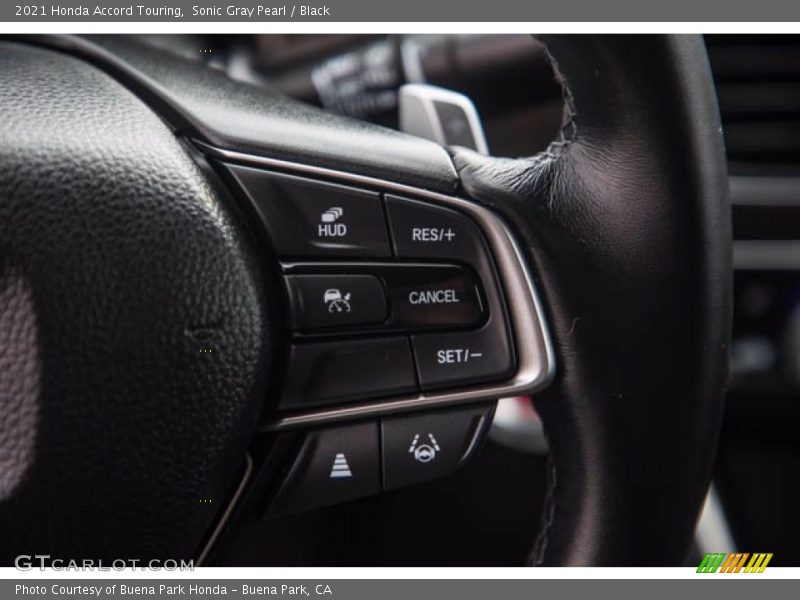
[0,33,795,566]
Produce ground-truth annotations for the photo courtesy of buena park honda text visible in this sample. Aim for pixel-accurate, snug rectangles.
[1,0,800,597]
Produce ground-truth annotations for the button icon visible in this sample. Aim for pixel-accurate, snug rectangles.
[319,207,347,237]
[408,433,441,463]
[321,207,344,223]
[329,452,353,478]
[323,288,352,313]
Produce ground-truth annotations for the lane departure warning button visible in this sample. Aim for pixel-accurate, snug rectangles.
[269,421,380,515]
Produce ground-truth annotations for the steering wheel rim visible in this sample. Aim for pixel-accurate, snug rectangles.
[0,34,730,566]
[453,34,731,565]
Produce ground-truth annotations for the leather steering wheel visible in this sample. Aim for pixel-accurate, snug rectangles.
[0,34,730,566]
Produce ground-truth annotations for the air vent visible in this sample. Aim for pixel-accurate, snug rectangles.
[706,35,800,175]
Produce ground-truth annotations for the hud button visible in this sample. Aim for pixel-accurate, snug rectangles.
[224,164,391,257]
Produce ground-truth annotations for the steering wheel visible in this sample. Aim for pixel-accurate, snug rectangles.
[0,34,730,566]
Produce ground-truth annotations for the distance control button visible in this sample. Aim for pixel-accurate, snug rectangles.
[270,421,380,515]
[280,337,417,410]
[412,327,514,390]
[383,265,484,329]
[381,404,494,491]
[285,274,387,330]
[385,194,487,264]
[225,165,391,257]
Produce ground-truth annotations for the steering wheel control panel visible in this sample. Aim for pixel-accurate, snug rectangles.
[268,403,494,516]
[224,165,519,414]
[208,145,553,513]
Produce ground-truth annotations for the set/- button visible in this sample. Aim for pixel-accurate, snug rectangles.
[411,327,515,391]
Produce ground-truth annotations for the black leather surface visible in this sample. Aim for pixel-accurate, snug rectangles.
[0,42,271,562]
[19,35,459,195]
[452,35,731,565]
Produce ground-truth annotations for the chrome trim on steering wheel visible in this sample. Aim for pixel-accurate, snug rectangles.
[194,140,556,430]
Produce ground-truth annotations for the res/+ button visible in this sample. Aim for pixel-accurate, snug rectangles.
[385,194,488,265]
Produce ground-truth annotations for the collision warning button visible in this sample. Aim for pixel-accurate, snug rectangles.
[285,274,388,331]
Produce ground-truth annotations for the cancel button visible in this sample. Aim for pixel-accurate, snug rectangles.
[408,288,461,305]
[387,265,484,329]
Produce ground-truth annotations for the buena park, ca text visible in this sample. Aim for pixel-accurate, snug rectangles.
[16,584,334,597]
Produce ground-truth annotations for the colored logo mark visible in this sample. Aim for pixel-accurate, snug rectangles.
[697,552,773,573]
